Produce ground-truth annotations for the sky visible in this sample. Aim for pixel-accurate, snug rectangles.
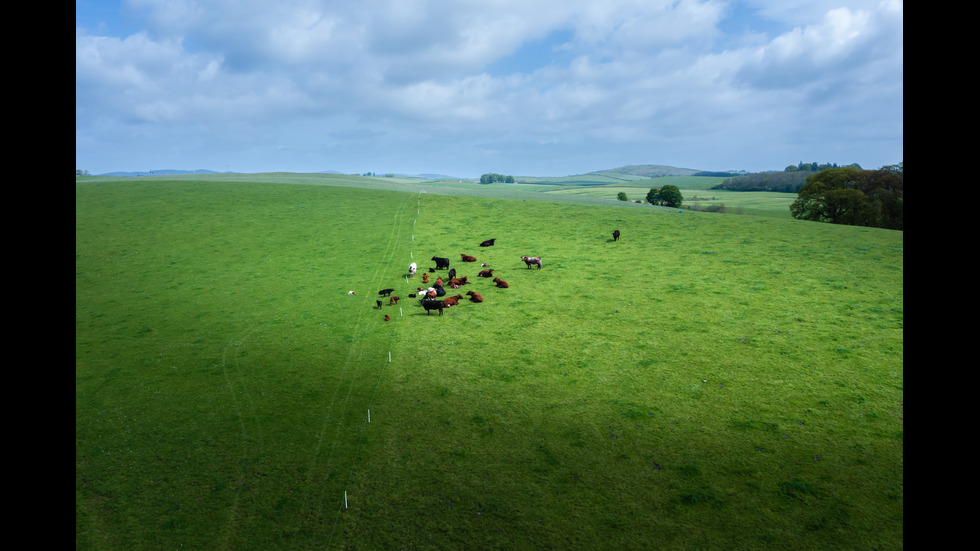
[76,0,903,177]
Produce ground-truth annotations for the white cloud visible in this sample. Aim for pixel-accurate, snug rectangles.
[77,0,903,174]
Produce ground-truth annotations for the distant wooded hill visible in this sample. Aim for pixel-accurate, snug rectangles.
[711,163,864,193]
[712,171,811,193]
[590,164,701,178]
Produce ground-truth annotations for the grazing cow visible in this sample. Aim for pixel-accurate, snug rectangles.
[612,229,620,241]
[431,256,450,270]
[421,299,445,315]
[376,300,383,308]
[478,269,494,278]
[389,296,400,306]
[480,238,496,247]
[460,254,477,262]
[443,294,464,307]
[493,277,509,288]
[521,256,542,269]
[423,272,429,284]
[384,314,391,321]
[379,288,395,296]
[408,262,417,276]
[466,291,483,302]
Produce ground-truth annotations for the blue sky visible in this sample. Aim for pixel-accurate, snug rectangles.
[76,0,903,176]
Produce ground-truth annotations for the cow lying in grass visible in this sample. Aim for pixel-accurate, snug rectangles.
[480,238,496,247]
[478,269,494,278]
[466,291,483,302]
[421,298,445,315]
[417,286,445,297]
[493,277,509,288]
[443,294,463,307]
[460,254,477,262]
[521,256,542,269]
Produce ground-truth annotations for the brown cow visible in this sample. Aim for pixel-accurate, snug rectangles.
[443,294,464,307]
[478,269,494,278]
[493,277,509,288]
[389,296,400,306]
[460,254,477,262]
[466,291,483,302]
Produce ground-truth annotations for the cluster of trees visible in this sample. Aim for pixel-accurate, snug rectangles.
[790,163,903,230]
[784,161,861,173]
[361,172,395,177]
[479,173,515,184]
[646,185,684,208]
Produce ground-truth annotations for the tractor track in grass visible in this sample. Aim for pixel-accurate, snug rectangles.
[211,189,418,548]
[313,189,418,545]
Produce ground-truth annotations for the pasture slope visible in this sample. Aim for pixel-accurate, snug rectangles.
[76,174,903,550]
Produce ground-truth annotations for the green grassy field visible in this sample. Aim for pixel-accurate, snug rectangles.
[76,175,903,550]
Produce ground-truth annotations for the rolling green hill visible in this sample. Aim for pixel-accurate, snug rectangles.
[76,174,902,550]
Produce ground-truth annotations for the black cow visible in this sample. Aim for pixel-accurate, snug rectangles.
[448,268,457,280]
[421,299,445,315]
[613,229,620,241]
[480,238,496,247]
[379,288,394,296]
[431,256,450,270]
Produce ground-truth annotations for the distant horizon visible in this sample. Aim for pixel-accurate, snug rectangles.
[83,160,884,179]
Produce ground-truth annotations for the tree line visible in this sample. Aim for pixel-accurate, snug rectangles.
[790,163,902,230]
[784,161,860,173]
[480,173,515,184]
[713,162,864,193]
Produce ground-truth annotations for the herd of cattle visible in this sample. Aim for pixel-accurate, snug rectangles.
[371,237,550,318]
[369,230,619,319]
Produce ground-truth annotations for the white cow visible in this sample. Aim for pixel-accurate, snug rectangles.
[408,262,417,276]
